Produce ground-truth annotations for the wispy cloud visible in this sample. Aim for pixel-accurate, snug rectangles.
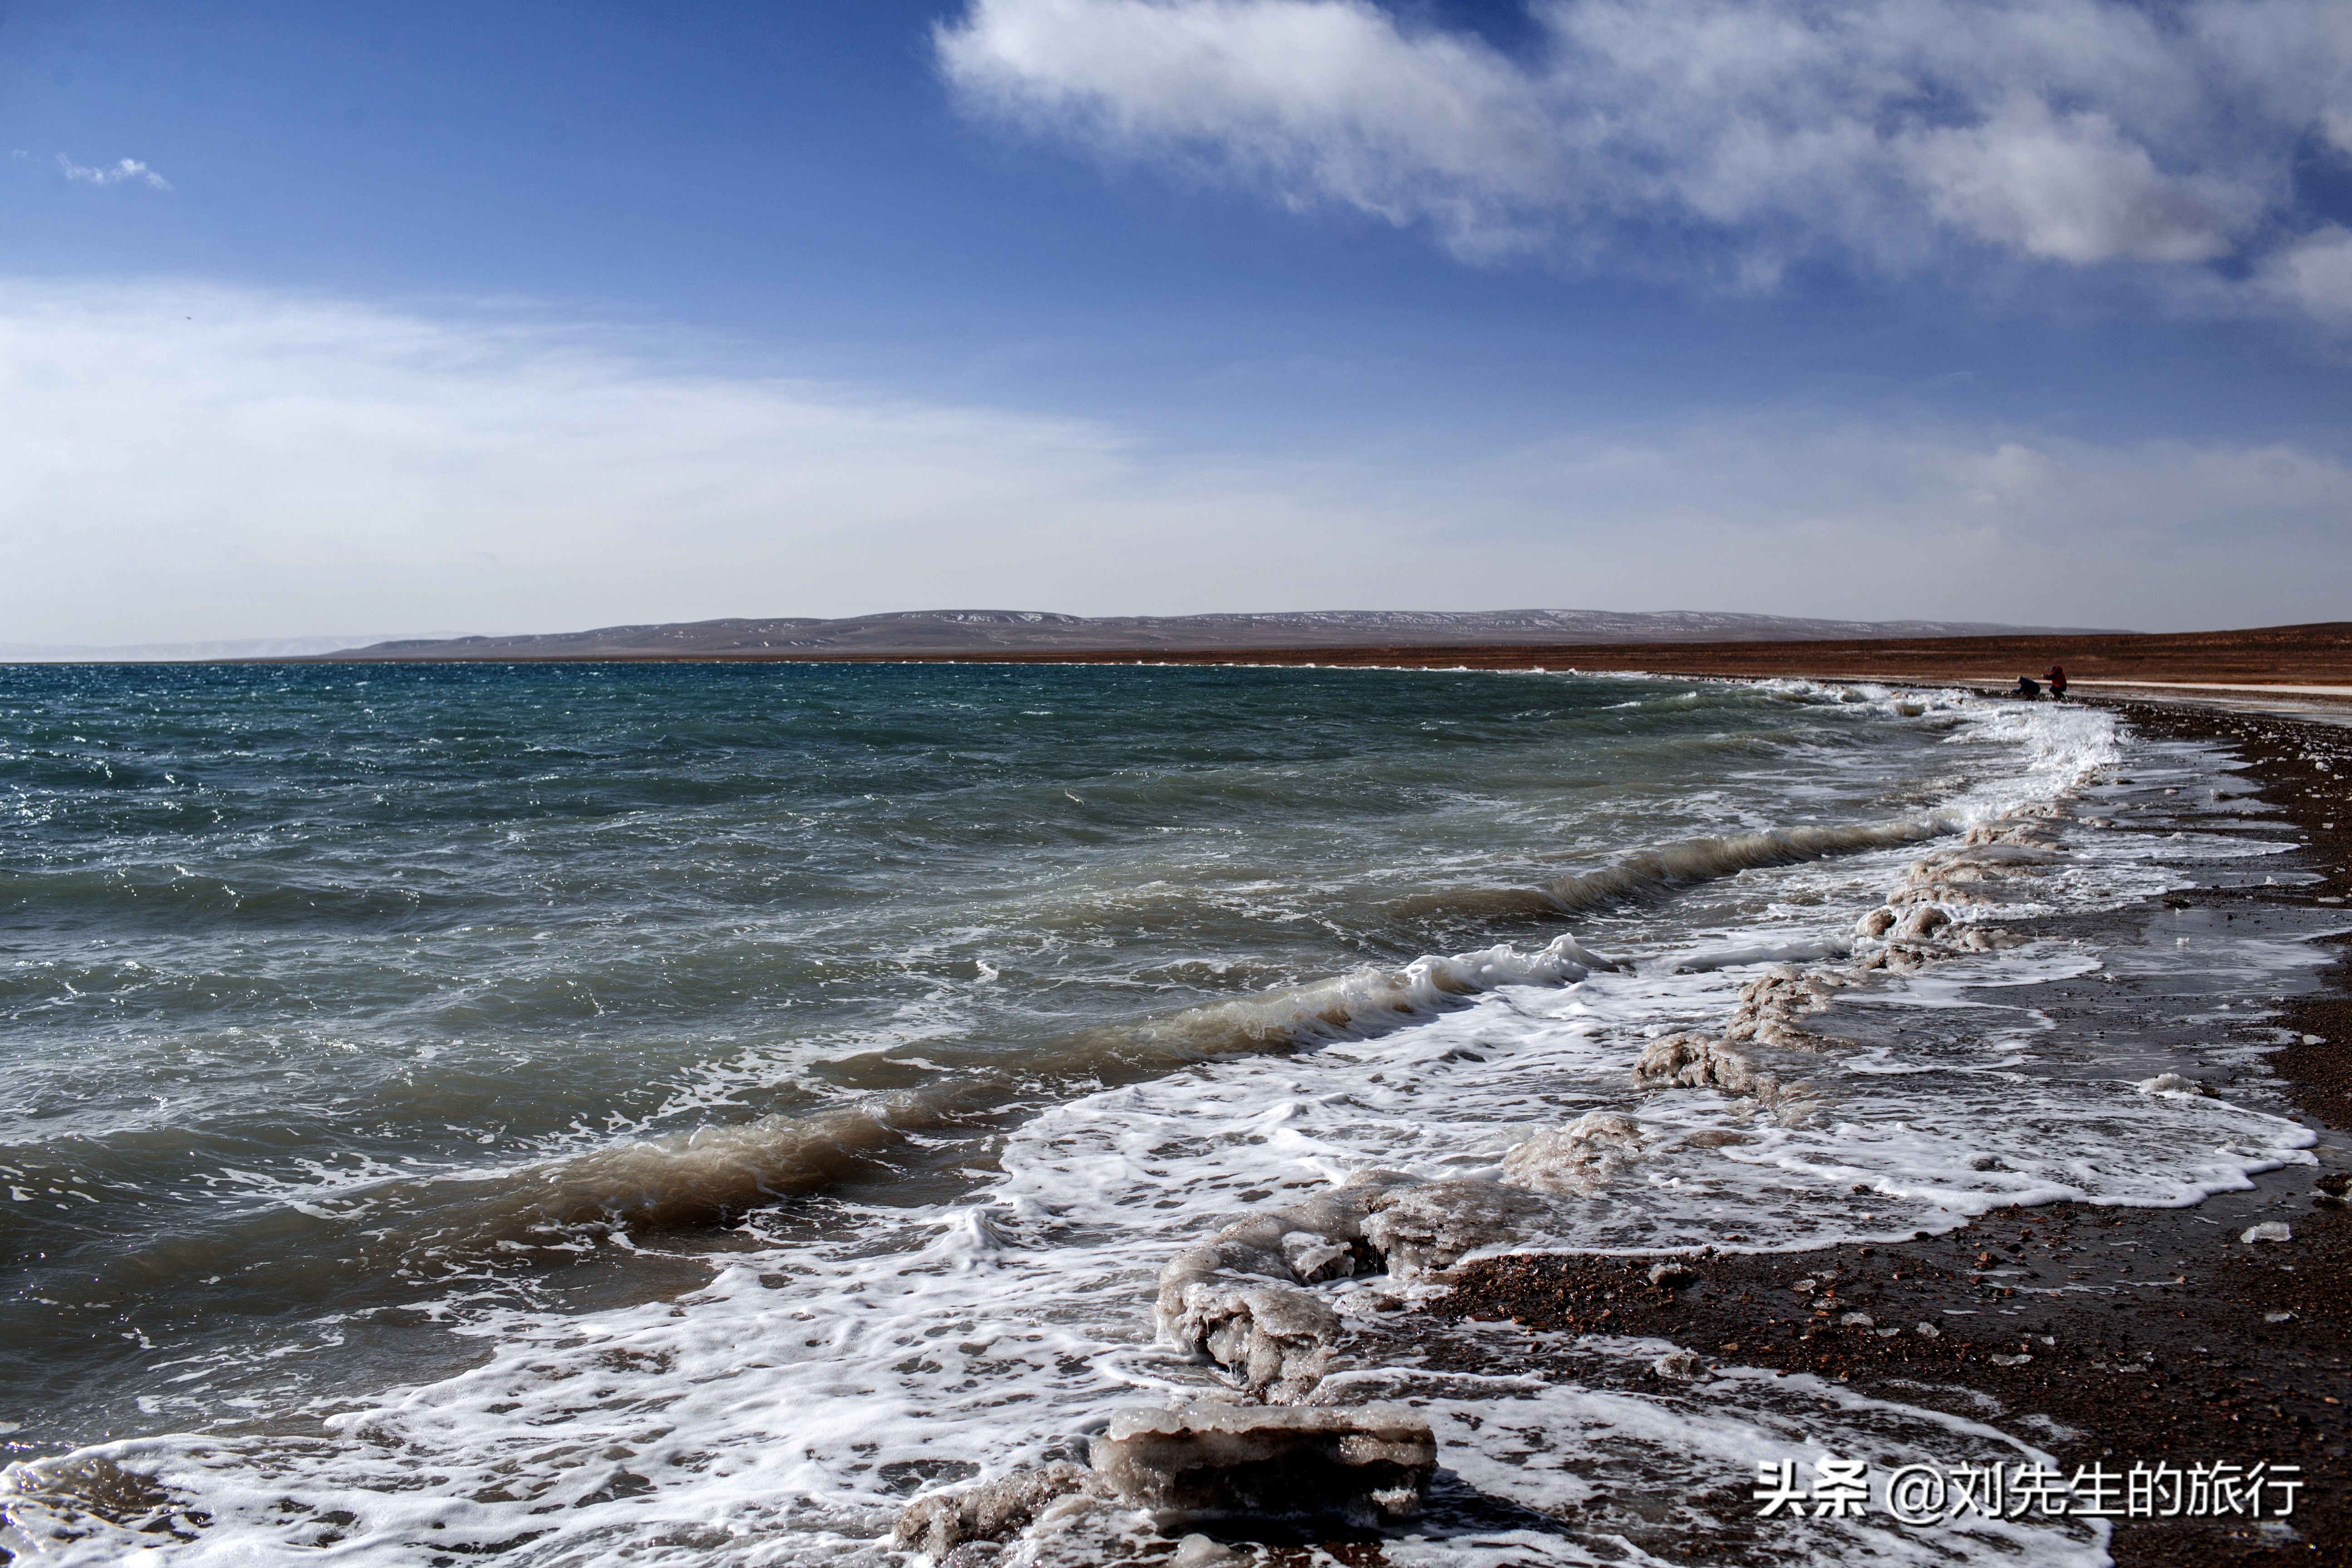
[0,279,2344,643]
[938,0,2352,309]
[57,154,171,189]
[0,280,1364,643]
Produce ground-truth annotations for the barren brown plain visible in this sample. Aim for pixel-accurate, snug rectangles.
[778,620,2351,687]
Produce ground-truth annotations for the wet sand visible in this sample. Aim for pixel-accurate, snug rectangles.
[1430,697,2352,1566]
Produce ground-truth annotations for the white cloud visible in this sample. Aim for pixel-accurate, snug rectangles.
[1898,99,2237,265]
[0,279,2344,643]
[2254,223,2352,324]
[0,280,1401,644]
[939,0,2352,300]
[57,154,172,189]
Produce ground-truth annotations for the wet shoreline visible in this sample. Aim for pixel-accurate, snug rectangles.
[1432,695,2351,1566]
[4,675,2339,1565]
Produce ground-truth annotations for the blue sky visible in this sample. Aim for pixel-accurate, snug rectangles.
[3,0,2349,642]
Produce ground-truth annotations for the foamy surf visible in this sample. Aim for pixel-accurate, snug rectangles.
[49,935,1637,1285]
[0,669,2328,1566]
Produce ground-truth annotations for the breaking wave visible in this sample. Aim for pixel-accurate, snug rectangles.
[1541,819,1954,911]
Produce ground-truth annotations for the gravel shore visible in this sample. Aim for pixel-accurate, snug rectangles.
[1426,696,2352,1566]
[911,691,2350,1568]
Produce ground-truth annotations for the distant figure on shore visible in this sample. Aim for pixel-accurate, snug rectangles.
[2014,676,2042,699]
[2045,664,2068,700]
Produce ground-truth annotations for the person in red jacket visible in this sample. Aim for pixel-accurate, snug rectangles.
[2044,664,2068,700]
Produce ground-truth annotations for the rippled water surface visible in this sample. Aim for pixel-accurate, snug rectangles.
[0,661,2312,1566]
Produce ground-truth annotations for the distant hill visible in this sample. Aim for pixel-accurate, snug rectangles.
[317,608,2121,661]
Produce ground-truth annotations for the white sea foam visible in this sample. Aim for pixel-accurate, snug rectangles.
[1334,1347,2110,1567]
[0,685,2324,1565]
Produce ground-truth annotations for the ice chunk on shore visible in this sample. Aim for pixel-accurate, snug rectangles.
[893,1461,1105,1557]
[1717,965,1852,1050]
[1892,905,1951,941]
[1165,1280,1340,1404]
[1279,1229,1355,1283]
[1499,1111,1646,1195]
[1652,1349,1705,1379]
[1155,1174,1413,1315]
[1156,1171,1420,1398]
[1632,1031,1760,1093]
[1090,1401,1435,1531]
[1360,1179,1550,1280]
[1172,1534,1245,1567]
[2137,1073,2213,1097]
